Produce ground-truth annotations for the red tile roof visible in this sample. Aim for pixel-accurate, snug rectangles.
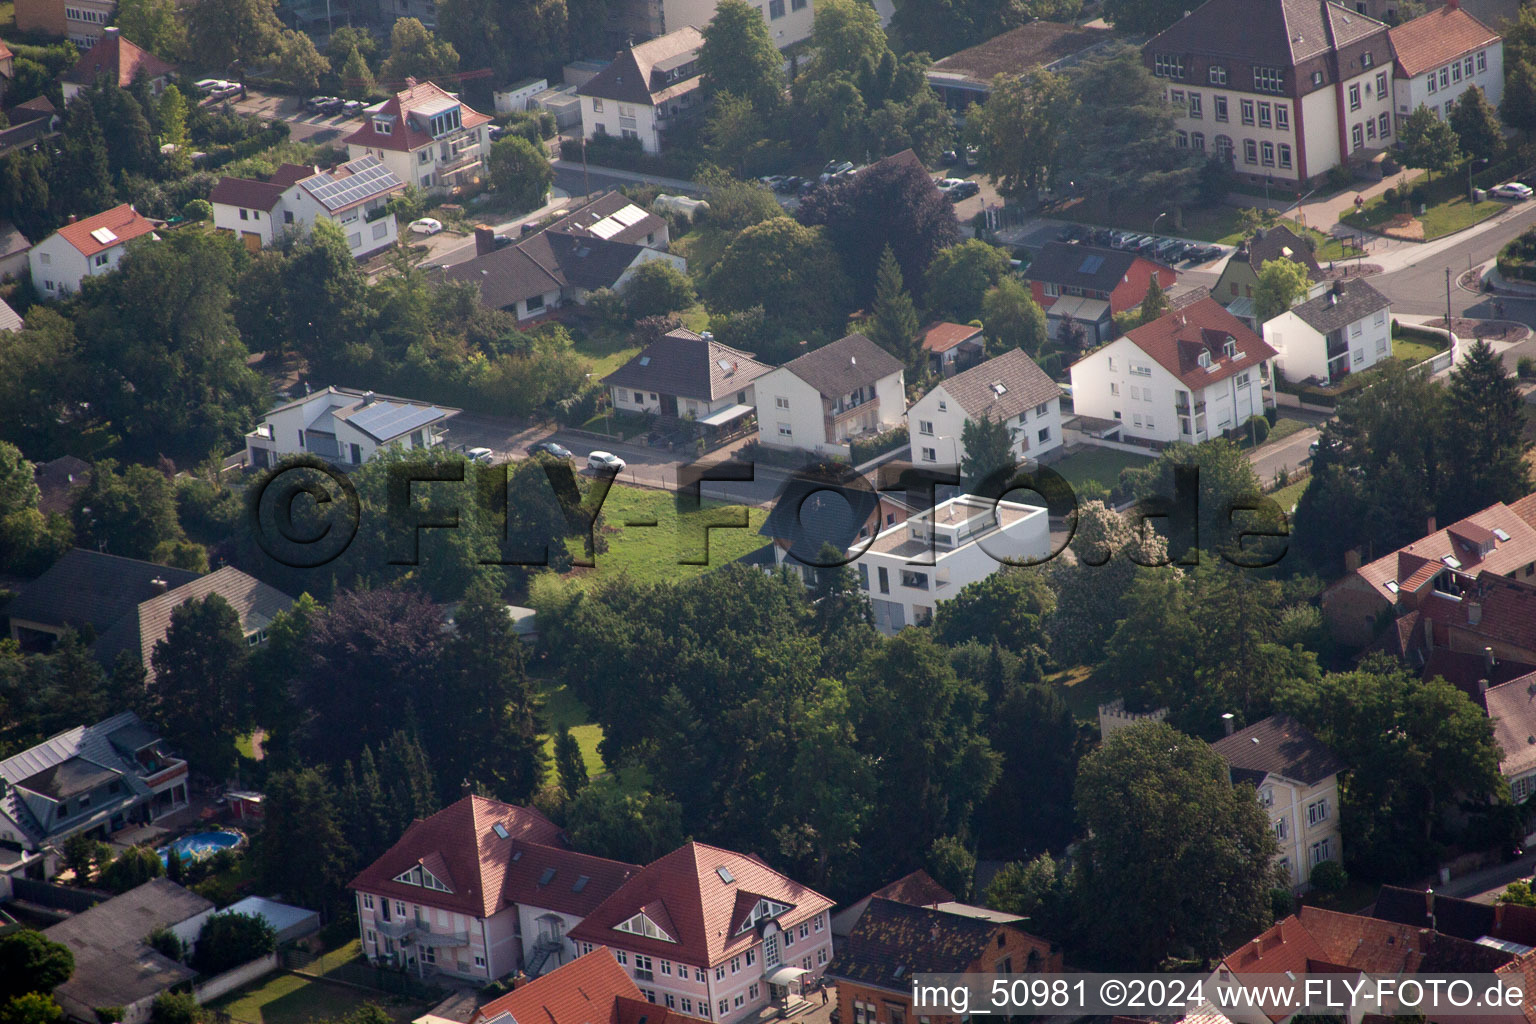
[919,322,983,354]
[0,39,12,62]
[1388,5,1500,78]
[1412,571,1536,658]
[62,30,175,87]
[872,869,954,907]
[1101,297,1277,391]
[348,794,640,920]
[472,948,637,1024]
[53,204,158,258]
[1351,500,1536,603]
[342,79,491,154]
[567,841,835,969]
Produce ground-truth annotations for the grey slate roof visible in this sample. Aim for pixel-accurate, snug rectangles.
[443,219,653,309]
[577,27,704,104]
[826,897,1002,995]
[604,329,771,402]
[1286,277,1389,334]
[758,474,883,563]
[930,348,1061,423]
[0,711,168,845]
[1209,713,1345,787]
[778,333,904,398]
[1237,225,1324,281]
[1149,0,1387,69]
[45,879,210,1011]
[128,565,297,685]
[7,549,201,645]
[1025,242,1155,293]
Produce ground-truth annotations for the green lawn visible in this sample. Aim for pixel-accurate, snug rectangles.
[561,483,770,585]
[1051,447,1154,494]
[1267,416,1309,444]
[573,333,642,379]
[1269,475,1311,513]
[1341,168,1505,240]
[1053,197,1251,244]
[1392,336,1441,364]
[539,675,608,775]
[211,972,426,1024]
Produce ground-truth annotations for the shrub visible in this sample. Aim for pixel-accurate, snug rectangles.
[191,912,276,975]
[148,992,198,1024]
[1264,406,1279,426]
[101,845,163,894]
[1326,164,1354,190]
[1310,859,1347,893]
[1381,186,1397,206]
[1520,356,1536,380]
[1074,479,1111,505]
[181,199,212,222]
[145,927,183,963]
[850,425,909,464]
[1246,414,1270,444]
[1269,886,1295,920]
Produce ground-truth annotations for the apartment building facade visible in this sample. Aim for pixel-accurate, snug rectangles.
[753,333,906,458]
[906,349,1064,468]
[1387,3,1502,126]
[343,80,491,193]
[1261,277,1392,384]
[1146,0,1395,185]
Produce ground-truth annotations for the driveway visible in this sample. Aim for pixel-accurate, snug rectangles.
[1250,424,1320,487]
[229,88,363,144]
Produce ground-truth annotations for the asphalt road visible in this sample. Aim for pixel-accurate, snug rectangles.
[1368,201,1536,317]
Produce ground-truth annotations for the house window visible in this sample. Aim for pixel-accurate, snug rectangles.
[1427,72,1438,93]
[746,950,756,967]
[1452,61,1461,82]
[94,253,109,267]
[1044,282,1060,297]
[1478,50,1488,72]
[784,928,796,946]
[618,952,629,965]
[818,947,828,964]
[1110,382,1119,396]
[1209,65,1227,84]
[1348,83,1361,111]
[1258,102,1272,128]
[363,894,374,910]
[1176,130,1188,148]
[735,996,745,1009]
[1351,124,1364,149]
[919,420,934,435]
[719,1002,729,1017]
[527,293,545,312]
[697,968,707,982]
[937,400,947,412]
[750,985,760,1001]
[1378,112,1390,138]
[1376,335,1387,354]
[1275,817,1289,840]
[1243,139,1258,164]
[1215,135,1234,162]
[348,232,362,249]
[1261,141,1275,166]
[731,956,741,974]
[1440,67,1450,88]
[1188,92,1202,118]
[1310,838,1333,865]
[395,902,406,916]
[1254,66,1283,93]
[777,422,792,438]
[1515,775,1535,802]
[775,396,789,409]
[1037,427,1051,444]
[1275,104,1289,130]
[715,965,725,980]
[921,447,937,462]
[768,0,784,16]
[1307,799,1329,826]
[1376,71,1388,97]
[1367,116,1378,140]
[1192,131,1206,151]
[475,955,487,968]
[1214,95,1228,122]
[240,208,249,220]
[793,0,807,9]
[1278,143,1292,169]
[666,995,677,1009]
[1155,54,1185,78]
[1241,98,1255,125]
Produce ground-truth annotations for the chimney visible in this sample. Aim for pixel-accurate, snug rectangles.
[1496,902,1506,932]
[1222,712,1235,736]
[1486,646,1497,673]
[1468,600,1483,626]
[67,214,77,224]
[1479,677,1489,697]
[1254,227,1265,241]
[149,578,168,595]
[1427,516,1437,534]
[361,390,376,406]
[1344,548,1362,572]
[475,227,496,256]
[1424,888,1434,916]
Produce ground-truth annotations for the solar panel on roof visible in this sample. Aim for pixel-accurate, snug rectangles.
[91,227,119,245]
[588,218,624,240]
[610,204,648,226]
[347,401,446,440]
[303,156,403,212]
[1078,255,1104,274]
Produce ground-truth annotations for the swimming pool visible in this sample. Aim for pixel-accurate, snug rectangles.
[158,829,243,865]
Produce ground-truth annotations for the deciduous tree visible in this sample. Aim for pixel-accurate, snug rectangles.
[981,277,1048,356]
[486,135,553,212]
[1398,103,1462,179]
[149,594,251,782]
[1450,86,1504,162]
[378,17,459,85]
[0,932,73,1000]
[705,218,852,337]
[114,0,187,60]
[1252,256,1314,321]
[925,239,1011,321]
[699,0,784,114]
[965,69,1071,197]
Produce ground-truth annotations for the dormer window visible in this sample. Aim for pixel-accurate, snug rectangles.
[1208,64,1227,85]
[427,106,462,138]
[393,863,453,893]
[374,115,395,135]
[1223,338,1238,358]
[737,898,792,934]
[1198,350,1212,369]
[616,911,677,942]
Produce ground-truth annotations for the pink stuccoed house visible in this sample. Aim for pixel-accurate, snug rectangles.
[567,842,836,1022]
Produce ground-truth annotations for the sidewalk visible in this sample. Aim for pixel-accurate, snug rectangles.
[551,159,700,194]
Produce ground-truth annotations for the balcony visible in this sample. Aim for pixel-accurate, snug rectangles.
[364,205,392,223]
[416,920,470,947]
[376,917,416,940]
[437,150,482,176]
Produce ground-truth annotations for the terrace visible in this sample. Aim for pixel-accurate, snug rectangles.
[864,496,1045,560]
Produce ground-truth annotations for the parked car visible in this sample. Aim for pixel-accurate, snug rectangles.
[1112,231,1142,249]
[214,82,245,100]
[947,181,980,201]
[197,79,228,95]
[531,440,574,459]
[819,161,854,182]
[1089,227,1114,246]
[1492,182,1534,200]
[465,447,495,464]
[1154,238,1184,261]
[941,149,959,165]
[588,450,626,472]
[317,97,345,115]
[342,100,364,117]
[408,218,444,235]
[759,174,786,188]
[964,145,980,168]
[774,175,804,193]
[1184,244,1223,263]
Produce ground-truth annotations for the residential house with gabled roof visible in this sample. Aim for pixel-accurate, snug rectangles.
[1025,242,1178,344]
[1387,2,1502,128]
[1214,225,1326,327]
[0,219,32,280]
[28,203,158,297]
[471,947,707,1024]
[1145,0,1395,185]
[344,79,492,193]
[906,348,1064,468]
[827,897,1060,1024]
[830,870,955,938]
[444,192,683,321]
[212,156,406,258]
[918,322,985,378]
[753,333,907,458]
[578,28,705,154]
[603,328,772,435]
[350,795,642,983]
[926,21,1115,109]
[1261,277,1391,384]
[0,96,59,158]
[0,713,190,880]
[1211,714,1345,890]
[7,550,295,680]
[1321,493,1536,646]
[1067,297,1278,445]
[244,385,460,469]
[1461,669,1536,806]
[567,841,836,1023]
[1374,884,1536,949]
[60,27,174,101]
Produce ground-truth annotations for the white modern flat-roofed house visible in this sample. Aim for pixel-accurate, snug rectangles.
[578,28,704,155]
[343,79,492,193]
[906,349,1064,469]
[28,203,158,297]
[753,333,907,459]
[245,386,459,469]
[1261,277,1391,384]
[1068,297,1278,445]
[851,495,1052,634]
[1387,3,1502,127]
[211,156,405,259]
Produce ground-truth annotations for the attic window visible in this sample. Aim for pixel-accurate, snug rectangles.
[493,823,510,839]
[639,356,651,366]
[893,966,906,979]
[1386,581,1399,593]
[538,867,557,885]
[1223,338,1238,358]
[375,117,393,135]
[990,381,1007,395]
[717,866,735,884]
[512,850,523,861]
[738,897,793,934]
[573,875,590,893]
[1197,351,1212,369]
[616,911,677,942]
[1443,556,1462,569]
[1495,528,1512,542]
[717,359,733,372]
[90,227,118,245]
